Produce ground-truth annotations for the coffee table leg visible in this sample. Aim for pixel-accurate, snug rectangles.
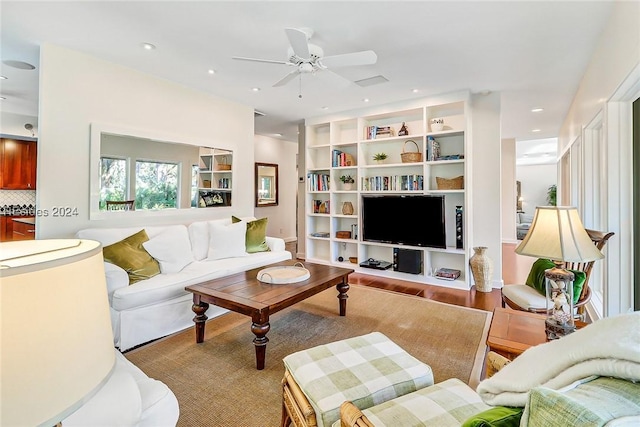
[337,279,350,316]
[192,300,209,344]
[251,320,270,370]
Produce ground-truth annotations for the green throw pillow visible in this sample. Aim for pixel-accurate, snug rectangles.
[525,258,555,294]
[102,229,161,284]
[461,406,523,427]
[232,216,270,253]
[525,258,586,304]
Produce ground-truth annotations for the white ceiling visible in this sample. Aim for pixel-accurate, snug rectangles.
[0,1,612,160]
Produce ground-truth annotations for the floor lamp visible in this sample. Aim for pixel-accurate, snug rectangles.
[515,207,604,339]
[1,239,115,426]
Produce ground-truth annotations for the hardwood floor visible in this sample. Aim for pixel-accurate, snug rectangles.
[286,241,532,312]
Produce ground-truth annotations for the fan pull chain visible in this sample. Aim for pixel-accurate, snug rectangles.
[298,74,303,99]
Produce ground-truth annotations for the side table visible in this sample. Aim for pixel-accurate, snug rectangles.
[487,307,587,360]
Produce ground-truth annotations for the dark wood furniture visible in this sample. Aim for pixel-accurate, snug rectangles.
[487,307,587,360]
[106,200,135,210]
[186,260,353,370]
[502,228,615,317]
[0,138,37,189]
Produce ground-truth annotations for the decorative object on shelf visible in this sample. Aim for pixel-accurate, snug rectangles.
[215,156,232,171]
[342,201,354,215]
[436,175,464,190]
[435,268,461,280]
[351,224,358,239]
[470,246,493,292]
[348,256,358,264]
[400,140,422,163]
[373,152,387,164]
[339,175,355,191]
[336,231,352,239]
[455,206,464,249]
[398,122,409,136]
[427,136,440,161]
[203,179,211,188]
[430,118,445,132]
[514,206,604,340]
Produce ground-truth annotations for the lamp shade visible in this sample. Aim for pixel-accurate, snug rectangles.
[515,206,604,262]
[1,239,115,427]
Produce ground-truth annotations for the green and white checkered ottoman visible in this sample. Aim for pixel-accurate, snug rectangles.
[335,378,491,427]
[281,332,434,427]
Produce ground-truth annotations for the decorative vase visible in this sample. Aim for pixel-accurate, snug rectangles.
[343,182,354,191]
[470,246,493,293]
[342,201,354,215]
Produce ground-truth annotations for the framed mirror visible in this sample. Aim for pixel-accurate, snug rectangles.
[255,162,278,207]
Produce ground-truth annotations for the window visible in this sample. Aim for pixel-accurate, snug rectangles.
[135,160,178,209]
[99,157,127,210]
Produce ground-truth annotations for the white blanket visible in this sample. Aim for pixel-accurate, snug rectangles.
[476,311,640,407]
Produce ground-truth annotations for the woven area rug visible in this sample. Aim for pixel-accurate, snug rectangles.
[125,284,492,427]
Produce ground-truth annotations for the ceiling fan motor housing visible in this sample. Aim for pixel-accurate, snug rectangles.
[287,44,324,66]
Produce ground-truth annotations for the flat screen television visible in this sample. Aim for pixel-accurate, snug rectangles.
[361,195,446,248]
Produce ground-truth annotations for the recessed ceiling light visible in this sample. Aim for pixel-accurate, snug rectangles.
[0,96,5,100]
[523,154,529,157]
[321,106,329,110]
[0,76,7,80]
[252,87,261,92]
[208,69,216,75]
[531,129,541,133]
[362,98,370,103]
[531,108,544,113]
[272,133,283,137]
[412,89,419,93]
[141,42,156,50]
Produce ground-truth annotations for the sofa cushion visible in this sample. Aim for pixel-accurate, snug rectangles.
[233,216,270,253]
[188,217,256,260]
[111,250,291,311]
[142,225,194,274]
[207,220,248,260]
[525,377,640,427]
[103,229,160,284]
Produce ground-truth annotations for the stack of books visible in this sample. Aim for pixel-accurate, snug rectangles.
[434,268,461,281]
[365,126,395,140]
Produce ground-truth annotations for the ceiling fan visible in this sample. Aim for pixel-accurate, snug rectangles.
[232,27,377,88]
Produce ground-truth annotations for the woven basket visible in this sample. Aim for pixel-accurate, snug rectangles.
[400,140,422,163]
[215,157,232,171]
[436,175,464,190]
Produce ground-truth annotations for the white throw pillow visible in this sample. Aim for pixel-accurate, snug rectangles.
[142,226,194,274]
[207,220,248,260]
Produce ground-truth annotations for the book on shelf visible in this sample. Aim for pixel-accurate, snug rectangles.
[332,150,356,167]
[364,125,395,140]
[307,172,330,191]
[312,199,330,214]
[434,268,461,280]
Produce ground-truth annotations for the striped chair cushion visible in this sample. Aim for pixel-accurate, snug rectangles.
[283,332,434,427]
[358,378,491,426]
[525,377,640,427]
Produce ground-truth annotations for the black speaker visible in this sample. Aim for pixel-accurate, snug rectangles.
[393,248,422,274]
[455,206,464,249]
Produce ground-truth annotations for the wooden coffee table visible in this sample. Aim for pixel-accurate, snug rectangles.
[487,307,587,360]
[185,260,353,370]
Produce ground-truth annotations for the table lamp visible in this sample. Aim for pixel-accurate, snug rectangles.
[514,206,603,339]
[1,239,115,427]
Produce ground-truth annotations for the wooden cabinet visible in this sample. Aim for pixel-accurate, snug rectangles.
[11,219,36,241]
[304,91,473,289]
[0,138,37,189]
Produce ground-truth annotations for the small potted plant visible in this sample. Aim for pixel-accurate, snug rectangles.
[339,175,355,191]
[373,152,388,164]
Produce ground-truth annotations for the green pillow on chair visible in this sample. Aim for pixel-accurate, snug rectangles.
[461,406,523,427]
[525,258,586,304]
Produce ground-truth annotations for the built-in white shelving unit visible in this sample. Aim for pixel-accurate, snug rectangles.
[305,92,473,289]
[198,148,233,207]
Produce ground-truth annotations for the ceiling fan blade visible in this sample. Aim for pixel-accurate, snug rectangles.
[273,69,300,87]
[232,56,291,65]
[321,50,377,68]
[285,28,310,59]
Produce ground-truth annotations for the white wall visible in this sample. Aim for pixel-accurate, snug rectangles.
[0,112,38,138]
[558,1,639,315]
[254,134,298,242]
[501,138,517,242]
[37,44,255,238]
[516,163,557,213]
[470,92,503,287]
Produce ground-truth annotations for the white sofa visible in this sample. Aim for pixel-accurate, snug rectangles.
[76,217,292,351]
[63,350,179,426]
